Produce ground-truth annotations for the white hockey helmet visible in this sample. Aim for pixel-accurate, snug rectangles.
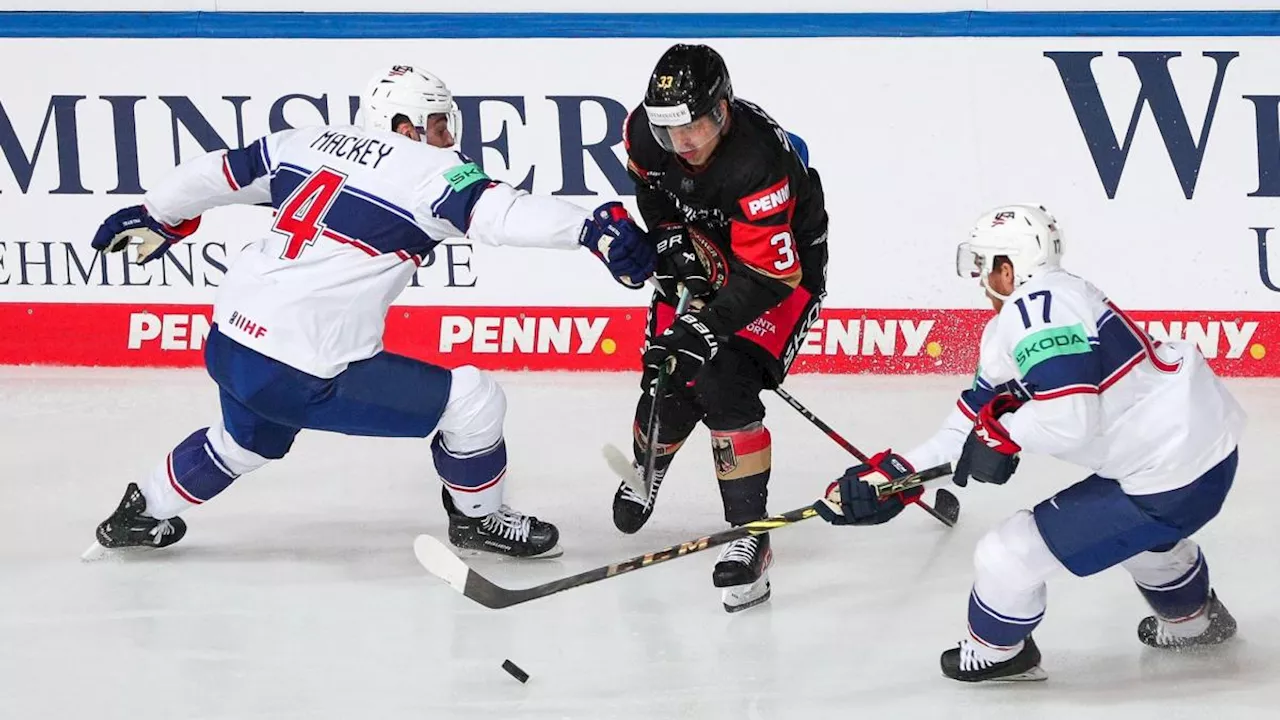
[957,204,1064,299]
[360,65,462,146]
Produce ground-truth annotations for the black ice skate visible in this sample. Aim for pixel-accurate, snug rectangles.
[92,483,187,550]
[1138,591,1237,649]
[712,532,773,613]
[941,635,1047,682]
[612,462,669,534]
[442,488,561,559]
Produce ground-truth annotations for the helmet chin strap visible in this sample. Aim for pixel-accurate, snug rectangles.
[979,268,1017,302]
[981,279,1007,301]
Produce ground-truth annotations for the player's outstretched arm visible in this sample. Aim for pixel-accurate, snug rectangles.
[448,176,655,287]
[91,133,286,264]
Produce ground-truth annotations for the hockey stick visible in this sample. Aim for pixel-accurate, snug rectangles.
[771,386,961,527]
[638,285,693,498]
[874,462,955,498]
[605,444,644,495]
[414,462,953,611]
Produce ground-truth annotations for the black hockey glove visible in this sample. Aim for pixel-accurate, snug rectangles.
[641,313,719,392]
[814,450,923,526]
[653,223,713,302]
[953,394,1024,487]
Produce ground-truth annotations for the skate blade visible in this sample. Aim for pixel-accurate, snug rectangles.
[722,583,771,614]
[990,666,1048,682]
[527,543,564,560]
[1145,635,1236,652]
[80,541,108,562]
[453,543,564,560]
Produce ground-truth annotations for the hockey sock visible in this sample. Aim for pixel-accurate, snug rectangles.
[711,423,770,525]
[140,423,270,519]
[1123,539,1212,636]
[966,587,1044,660]
[433,435,507,518]
[432,366,510,518]
[966,510,1063,658]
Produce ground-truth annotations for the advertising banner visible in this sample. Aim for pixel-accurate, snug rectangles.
[2,19,1277,373]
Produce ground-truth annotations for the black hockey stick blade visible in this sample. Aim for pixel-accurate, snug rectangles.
[933,488,961,525]
[414,505,818,610]
[913,494,956,527]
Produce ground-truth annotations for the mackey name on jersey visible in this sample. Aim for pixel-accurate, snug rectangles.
[309,130,397,168]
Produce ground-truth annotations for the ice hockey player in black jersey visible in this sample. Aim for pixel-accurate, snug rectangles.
[615,43,829,612]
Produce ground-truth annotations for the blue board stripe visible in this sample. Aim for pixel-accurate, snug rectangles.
[1,11,1280,39]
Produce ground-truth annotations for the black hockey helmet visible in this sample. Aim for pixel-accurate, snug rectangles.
[643,44,733,153]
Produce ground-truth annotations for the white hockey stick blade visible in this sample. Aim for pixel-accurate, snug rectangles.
[413,534,471,593]
[80,541,108,562]
[602,444,645,496]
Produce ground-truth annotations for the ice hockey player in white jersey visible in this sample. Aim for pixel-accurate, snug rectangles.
[814,205,1246,681]
[86,65,656,560]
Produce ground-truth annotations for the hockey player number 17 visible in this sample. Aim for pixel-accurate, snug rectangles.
[272,167,348,260]
[1015,290,1052,329]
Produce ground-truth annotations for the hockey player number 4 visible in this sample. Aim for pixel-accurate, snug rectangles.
[272,167,348,260]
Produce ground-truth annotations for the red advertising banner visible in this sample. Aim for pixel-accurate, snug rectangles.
[1,303,1276,377]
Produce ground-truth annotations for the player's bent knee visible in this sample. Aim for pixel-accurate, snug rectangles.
[208,421,273,472]
[973,510,1065,591]
[437,365,506,453]
[1121,538,1200,577]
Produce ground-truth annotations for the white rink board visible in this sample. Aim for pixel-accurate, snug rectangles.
[2,35,1279,310]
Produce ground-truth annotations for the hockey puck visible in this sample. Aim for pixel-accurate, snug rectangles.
[502,659,529,684]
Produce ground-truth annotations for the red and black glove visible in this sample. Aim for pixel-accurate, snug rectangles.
[953,394,1024,487]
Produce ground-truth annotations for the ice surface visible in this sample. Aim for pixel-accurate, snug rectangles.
[1,368,1277,719]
